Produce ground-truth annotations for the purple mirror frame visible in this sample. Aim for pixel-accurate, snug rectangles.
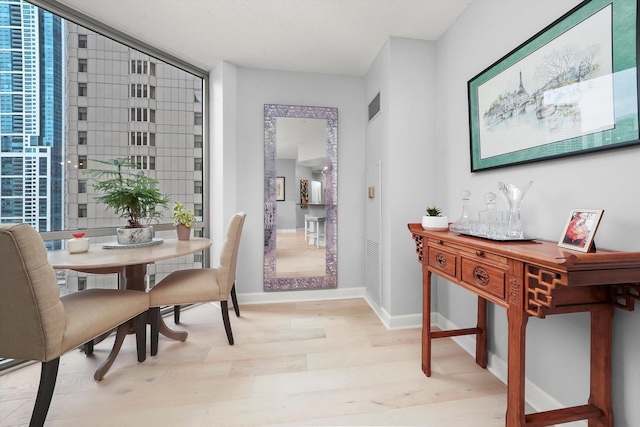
[264,104,338,291]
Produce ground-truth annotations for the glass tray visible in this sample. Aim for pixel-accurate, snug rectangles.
[102,237,163,249]
[455,231,536,242]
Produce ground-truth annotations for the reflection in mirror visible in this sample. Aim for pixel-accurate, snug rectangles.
[264,105,337,291]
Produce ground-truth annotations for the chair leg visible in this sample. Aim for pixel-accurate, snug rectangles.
[150,307,160,357]
[31,358,60,427]
[133,313,147,363]
[220,301,234,345]
[83,339,94,355]
[174,305,181,324]
[230,282,240,317]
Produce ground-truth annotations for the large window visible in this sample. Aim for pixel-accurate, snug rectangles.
[0,1,208,296]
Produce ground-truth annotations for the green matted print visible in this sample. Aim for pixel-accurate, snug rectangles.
[468,0,639,172]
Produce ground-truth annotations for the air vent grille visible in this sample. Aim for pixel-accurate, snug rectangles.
[368,92,381,121]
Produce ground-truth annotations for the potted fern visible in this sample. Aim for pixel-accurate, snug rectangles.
[422,205,449,231]
[85,158,170,245]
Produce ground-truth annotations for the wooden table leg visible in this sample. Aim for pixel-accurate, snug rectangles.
[422,264,432,377]
[506,304,528,426]
[94,321,130,381]
[476,296,488,369]
[157,315,188,341]
[588,305,614,427]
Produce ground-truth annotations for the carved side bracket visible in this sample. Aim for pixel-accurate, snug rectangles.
[412,234,424,262]
[611,284,640,311]
[525,265,569,318]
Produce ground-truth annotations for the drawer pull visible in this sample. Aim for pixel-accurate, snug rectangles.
[435,253,447,268]
[476,250,485,257]
[473,267,490,286]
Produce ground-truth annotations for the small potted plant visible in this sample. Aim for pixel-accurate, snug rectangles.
[173,201,196,240]
[85,158,169,245]
[422,205,449,231]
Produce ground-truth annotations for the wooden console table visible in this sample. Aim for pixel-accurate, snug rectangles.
[408,223,640,427]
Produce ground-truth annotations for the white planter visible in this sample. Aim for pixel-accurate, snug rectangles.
[67,237,89,253]
[116,226,154,245]
[422,215,449,231]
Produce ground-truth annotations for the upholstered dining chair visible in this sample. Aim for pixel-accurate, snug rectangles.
[0,223,149,427]
[148,212,246,356]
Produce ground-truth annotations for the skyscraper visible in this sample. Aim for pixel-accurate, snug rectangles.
[0,0,63,233]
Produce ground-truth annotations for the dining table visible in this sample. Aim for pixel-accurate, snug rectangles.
[48,236,212,380]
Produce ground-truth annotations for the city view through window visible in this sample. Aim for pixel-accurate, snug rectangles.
[1,0,206,294]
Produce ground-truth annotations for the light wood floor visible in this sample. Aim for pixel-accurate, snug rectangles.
[276,231,325,278]
[0,299,508,426]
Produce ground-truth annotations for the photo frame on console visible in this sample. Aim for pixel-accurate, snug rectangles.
[558,209,604,252]
[468,0,639,172]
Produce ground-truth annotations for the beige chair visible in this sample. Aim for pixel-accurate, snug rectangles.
[0,223,149,427]
[148,212,246,355]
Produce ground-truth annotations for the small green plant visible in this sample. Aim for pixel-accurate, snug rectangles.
[84,158,170,228]
[173,202,196,227]
[425,205,443,217]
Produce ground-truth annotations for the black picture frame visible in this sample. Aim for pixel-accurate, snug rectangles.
[468,0,639,172]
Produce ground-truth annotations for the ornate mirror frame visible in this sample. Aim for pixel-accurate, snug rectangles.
[264,104,338,291]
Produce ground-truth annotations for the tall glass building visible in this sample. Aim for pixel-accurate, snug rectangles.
[0,0,63,232]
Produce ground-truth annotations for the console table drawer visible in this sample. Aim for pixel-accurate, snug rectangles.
[460,257,506,300]
[427,246,457,278]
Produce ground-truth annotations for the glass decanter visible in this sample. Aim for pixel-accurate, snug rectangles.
[497,181,532,239]
[477,192,503,237]
[449,190,472,234]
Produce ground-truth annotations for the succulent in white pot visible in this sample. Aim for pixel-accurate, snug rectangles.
[422,205,449,231]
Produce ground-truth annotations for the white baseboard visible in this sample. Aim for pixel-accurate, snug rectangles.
[237,287,365,305]
[363,293,423,330]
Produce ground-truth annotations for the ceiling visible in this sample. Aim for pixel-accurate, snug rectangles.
[54,0,473,76]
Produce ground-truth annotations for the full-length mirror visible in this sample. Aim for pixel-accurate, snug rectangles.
[264,104,338,290]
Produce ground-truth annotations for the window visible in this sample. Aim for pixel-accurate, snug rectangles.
[194,158,202,171]
[194,181,202,194]
[1,2,207,304]
[194,229,204,238]
[194,253,203,263]
[194,204,203,217]
[194,135,203,148]
[194,112,203,125]
[77,277,87,291]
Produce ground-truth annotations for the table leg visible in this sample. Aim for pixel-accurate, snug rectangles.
[94,321,130,381]
[157,315,188,341]
[506,299,528,426]
[588,305,614,427]
[422,264,432,377]
[476,296,488,369]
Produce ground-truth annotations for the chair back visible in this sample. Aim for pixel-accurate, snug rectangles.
[217,212,246,296]
[0,223,65,362]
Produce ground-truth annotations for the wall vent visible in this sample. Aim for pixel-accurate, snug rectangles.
[366,239,382,305]
[368,92,381,121]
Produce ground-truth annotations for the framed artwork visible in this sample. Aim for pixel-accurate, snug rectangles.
[300,179,308,208]
[275,177,285,201]
[468,0,639,172]
[558,209,604,252]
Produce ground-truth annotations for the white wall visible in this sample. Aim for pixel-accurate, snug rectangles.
[436,1,640,424]
[234,68,366,294]
[365,37,438,319]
